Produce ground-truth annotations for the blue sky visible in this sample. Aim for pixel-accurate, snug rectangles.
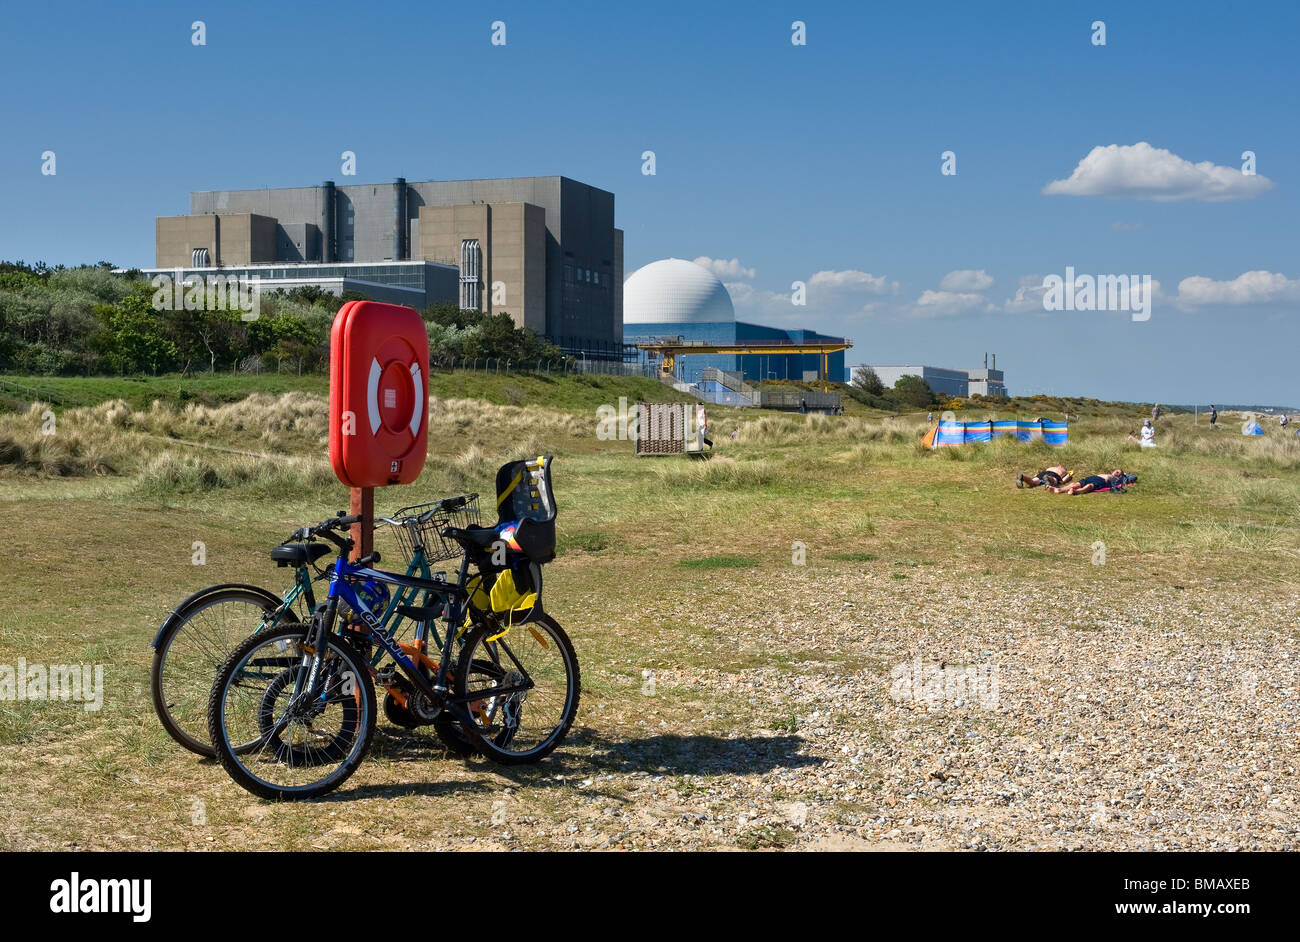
[1,0,1296,403]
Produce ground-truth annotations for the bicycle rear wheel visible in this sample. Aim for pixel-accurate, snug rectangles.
[151,586,299,756]
[453,614,579,764]
[208,624,376,800]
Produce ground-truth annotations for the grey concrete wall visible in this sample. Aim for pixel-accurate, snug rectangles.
[156,215,218,267]
[213,214,277,265]
[419,203,491,310]
[523,203,547,335]
[613,228,624,341]
[276,222,320,262]
[557,176,617,344]
[408,177,567,324]
[179,175,619,345]
[157,213,276,266]
[336,181,401,262]
[193,186,321,225]
[423,262,459,307]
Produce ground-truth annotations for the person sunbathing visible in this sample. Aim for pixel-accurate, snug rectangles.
[1050,469,1126,495]
[1016,465,1072,489]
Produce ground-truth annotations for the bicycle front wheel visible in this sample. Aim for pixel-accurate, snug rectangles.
[454,614,579,764]
[208,625,376,801]
[151,586,299,756]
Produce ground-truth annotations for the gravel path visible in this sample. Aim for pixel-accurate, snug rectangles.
[580,567,1299,851]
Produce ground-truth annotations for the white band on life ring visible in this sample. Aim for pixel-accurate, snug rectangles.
[366,357,382,435]
[408,362,423,436]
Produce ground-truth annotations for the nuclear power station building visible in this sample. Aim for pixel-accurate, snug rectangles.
[148,176,624,357]
[622,258,847,384]
[851,355,1008,398]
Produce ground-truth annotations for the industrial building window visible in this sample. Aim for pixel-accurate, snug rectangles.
[191,248,210,267]
[459,239,482,310]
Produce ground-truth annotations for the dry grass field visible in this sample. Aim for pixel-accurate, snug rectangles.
[1,376,1297,851]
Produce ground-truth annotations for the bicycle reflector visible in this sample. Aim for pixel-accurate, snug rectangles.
[328,301,430,487]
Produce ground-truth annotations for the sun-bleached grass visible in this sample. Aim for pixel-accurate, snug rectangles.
[1,383,1298,852]
[651,455,778,489]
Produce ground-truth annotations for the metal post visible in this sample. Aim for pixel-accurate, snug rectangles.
[349,486,373,561]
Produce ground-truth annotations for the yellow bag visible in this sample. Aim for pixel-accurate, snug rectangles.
[488,566,538,620]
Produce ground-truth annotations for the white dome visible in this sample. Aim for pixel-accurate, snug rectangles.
[623,258,734,324]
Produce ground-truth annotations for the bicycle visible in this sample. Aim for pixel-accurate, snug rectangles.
[207,461,578,800]
[151,504,467,757]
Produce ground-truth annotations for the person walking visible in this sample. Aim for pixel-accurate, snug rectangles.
[1152,403,1161,423]
[1208,404,1218,429]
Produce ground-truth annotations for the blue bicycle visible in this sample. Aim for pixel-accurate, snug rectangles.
[151,505,455,757]
[206,462,579,800]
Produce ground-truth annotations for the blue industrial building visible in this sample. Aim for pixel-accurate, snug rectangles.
[622,259,846,385]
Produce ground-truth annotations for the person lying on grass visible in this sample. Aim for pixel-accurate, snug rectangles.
[1016,465,1072,489]
[1049,469,1131,495]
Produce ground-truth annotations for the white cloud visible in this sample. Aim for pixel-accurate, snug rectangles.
[694,256,755,280]
[1002,275,1049,313]
[1043,142,1273,202]
[807,269,898,294]
[910,290,992,318]
[939,269,994,292]
[724,281,790,317]
[725,268,900,324]
[1177,270,1300,306]
[1002,274,1166,314]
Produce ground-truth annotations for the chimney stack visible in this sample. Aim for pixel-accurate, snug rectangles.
[992,353,996,370]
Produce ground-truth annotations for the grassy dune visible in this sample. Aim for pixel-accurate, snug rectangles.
[0,381,1296,850]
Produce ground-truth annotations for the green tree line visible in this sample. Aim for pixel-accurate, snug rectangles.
[846,365,949,410]
[0,261,561,376]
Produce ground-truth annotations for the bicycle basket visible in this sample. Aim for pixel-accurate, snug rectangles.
[388,494,480,563]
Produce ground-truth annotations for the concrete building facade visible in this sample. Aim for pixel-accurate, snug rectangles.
[132,260,459,310]
[850,358,1009,398]
[966,366,1007,398]
[155,175,623,355]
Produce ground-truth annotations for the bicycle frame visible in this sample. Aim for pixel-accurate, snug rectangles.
[300,550,536,729]
[264,544,441,668]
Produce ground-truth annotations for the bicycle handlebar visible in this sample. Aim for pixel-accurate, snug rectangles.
[288,495,468,545]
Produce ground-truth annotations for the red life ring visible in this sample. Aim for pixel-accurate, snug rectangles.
[329,301,429,487]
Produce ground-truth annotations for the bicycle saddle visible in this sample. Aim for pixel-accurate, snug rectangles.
[442,525,500,550]
[269,543,333,567]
